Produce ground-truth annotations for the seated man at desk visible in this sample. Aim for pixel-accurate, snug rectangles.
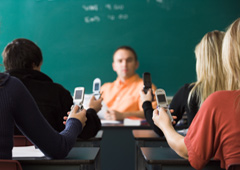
[101,46,156,120]
[2,38,102,139]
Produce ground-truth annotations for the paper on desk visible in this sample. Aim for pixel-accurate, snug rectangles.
[123,117,148,126]
[13,146,44,157]
[101,120,121,124]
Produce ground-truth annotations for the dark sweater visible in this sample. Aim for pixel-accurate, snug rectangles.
[0,73,82,159]
[7,69,101,139]
[143,84,199,136]
[169,83,198,126]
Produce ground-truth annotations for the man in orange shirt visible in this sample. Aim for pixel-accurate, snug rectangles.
[101,46,156,120]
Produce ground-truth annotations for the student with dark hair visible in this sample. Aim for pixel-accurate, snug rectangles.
[101,46,157,120]
[2,38,102,139]
[0,72,87,159]
[152,18,240,170]
[140,30,225,136]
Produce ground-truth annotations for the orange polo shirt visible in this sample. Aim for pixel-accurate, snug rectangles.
[101,74,157,114]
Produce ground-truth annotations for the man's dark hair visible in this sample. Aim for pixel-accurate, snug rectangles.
[113,46,138,61]
[2,38,43,71]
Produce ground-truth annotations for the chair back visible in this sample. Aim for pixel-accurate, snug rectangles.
[0,160,22,170]
[14,135,33,146]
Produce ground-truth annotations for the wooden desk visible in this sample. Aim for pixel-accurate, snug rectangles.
[14,147,100,170]
[132,129,168,170]
[140,147,225,170]
[74,130,103,147]
[100,122,150,170]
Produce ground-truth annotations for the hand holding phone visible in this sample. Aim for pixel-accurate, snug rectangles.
[72,87,85,112]
[155,88,173,122]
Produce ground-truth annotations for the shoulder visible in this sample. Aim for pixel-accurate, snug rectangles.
[135,74,143,82]
[207,90,236,101]
[0,73,10,86]
[183,83,194,91]
[132,75,143,86]
[175,83,193,93]
[199,90,239,114]
[173,83,193,96]
[3,74,30,98]
[101,82,114,89]
[4,74,25,87]
[53,82,70,92]
[49,83,72,102]
[205,90,237,104]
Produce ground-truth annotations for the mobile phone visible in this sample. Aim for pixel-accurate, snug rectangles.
[143,72,152,93]
[155,88,173,122]
[93,78,101,99]
[143,72,154,100]
[72,87,85,111]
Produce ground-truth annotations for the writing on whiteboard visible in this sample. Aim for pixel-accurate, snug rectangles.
[84,16,100,23]
[107,15,115,20]
[83,3,128,23]
[82,5,98,11]
[105,4,124,10]
[156,0,163,3]
[107,14,128,21]
[118,14,128,20]
[113,5,124,10]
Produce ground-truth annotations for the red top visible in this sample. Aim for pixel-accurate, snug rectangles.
[185,90,240,170]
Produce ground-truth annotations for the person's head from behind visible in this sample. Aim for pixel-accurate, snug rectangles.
[222,18,240,90]
[2,38,43,71]
[195,30,225,85]
[190,30,225,106]
[112,46,139,81]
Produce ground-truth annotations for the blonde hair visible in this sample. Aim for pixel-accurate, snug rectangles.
[222,18,240,90]
[188,30,225,107]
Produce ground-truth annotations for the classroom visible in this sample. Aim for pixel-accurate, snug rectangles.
[0,0,240,170]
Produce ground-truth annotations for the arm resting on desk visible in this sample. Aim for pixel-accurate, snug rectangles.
[105,110,144,120]
[152,108,188,159]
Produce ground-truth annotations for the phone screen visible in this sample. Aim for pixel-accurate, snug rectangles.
[143,73,152,88]
[75,90,83,99]
[94,83,100,91]
[145,79,151,88]
[157,94,166,103]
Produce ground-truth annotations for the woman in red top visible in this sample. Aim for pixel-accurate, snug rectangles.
[152,17,240,170]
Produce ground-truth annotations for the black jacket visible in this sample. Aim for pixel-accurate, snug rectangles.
[143,84,198,137]
[7,69,101,139]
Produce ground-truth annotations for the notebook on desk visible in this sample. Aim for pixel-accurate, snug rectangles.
[12,146,44,158]
[123,117,147,126]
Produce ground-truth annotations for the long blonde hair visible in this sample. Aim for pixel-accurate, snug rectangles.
[188,30,225,107]
[222,18,240,90]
